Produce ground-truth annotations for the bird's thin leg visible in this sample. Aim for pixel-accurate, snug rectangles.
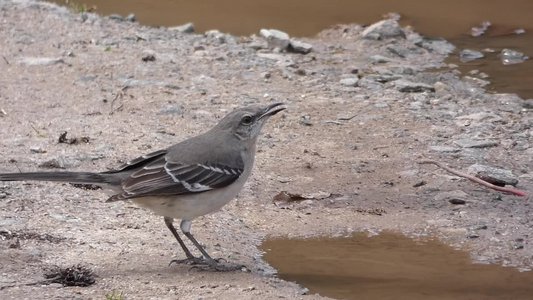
[179,220,216,264]
[164,217,194,259]
[179,220,245,272]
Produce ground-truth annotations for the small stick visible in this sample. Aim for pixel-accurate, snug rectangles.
[28,121,46,137]
[110,86,128,114]
[323,120,342,125]
[337,115,357,121]
[418,160,527,197]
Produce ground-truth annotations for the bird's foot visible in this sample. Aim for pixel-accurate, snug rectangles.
[169,256,208,266]
[169,257,246,272]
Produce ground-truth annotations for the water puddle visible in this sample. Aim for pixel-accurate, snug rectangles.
[51,0,533,99]
[261,232,533,300]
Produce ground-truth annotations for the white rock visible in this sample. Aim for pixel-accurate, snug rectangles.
[362,19,405,40]
[169,22,194,33]
[370,55,392,63]
[19,57,64,66]
[205,30,226,43]
[394,79,434,93]
[259,28,290,49]
[340,77,359,87]
[289,39,312,54]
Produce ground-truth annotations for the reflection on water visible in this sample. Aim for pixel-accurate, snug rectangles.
[262,232,533,300]
[51,0,533,98]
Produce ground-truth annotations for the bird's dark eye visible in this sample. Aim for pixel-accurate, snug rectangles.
[241,115,253,125]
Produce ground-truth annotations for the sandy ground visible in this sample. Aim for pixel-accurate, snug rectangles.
[0,1,532,299]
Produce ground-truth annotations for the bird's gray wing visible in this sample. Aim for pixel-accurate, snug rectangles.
[107,155,243,201]
[105,149,168,173]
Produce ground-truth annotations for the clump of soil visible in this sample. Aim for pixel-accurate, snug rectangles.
[43,265,96,287]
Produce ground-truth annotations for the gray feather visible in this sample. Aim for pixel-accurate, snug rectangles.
[0,172,118,185]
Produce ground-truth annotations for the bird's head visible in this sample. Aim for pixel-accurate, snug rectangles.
[214,103,286,141]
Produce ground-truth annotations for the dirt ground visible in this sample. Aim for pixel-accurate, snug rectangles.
[0,1,532,299]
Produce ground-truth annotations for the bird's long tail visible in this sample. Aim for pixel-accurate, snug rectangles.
[0,172,118,185]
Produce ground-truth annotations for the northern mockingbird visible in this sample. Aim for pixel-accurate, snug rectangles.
[0,103,285,271]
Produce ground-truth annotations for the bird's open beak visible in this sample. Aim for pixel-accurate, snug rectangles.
[259,103,286,119]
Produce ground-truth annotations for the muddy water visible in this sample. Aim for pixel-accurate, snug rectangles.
[52,0,533,99]
[262,232,533,300]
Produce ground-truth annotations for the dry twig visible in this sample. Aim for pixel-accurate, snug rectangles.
[110,86,129,114]
[418,160,527,197]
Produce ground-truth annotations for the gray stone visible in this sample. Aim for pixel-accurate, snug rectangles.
[467,164,519,186]
[357,77,383,90]
[19,57,64,66]
[248,39,268,50]
[374,102,389,108]
[467,233,480,239]
[500,48,529,65]
[454,139,499,149]
[367,74,402,83]
[205,30,226,43]
[435,190,469,203]
[256,53,295,67]
[261,72,271,79]
[463,76,490,87]
[449,198,467,205]
[300,287,310,295]
[513,240,525,250]
[30,147,46,154]
[288,39,313,54]
[415,38,455,55]
[490,93,524,113]
[141,50,156,62]
[108,14,124,21]
[459,49,484,62]
[260,29,290,50]
[522,99,533,109]
[340,77,359,87]
[429,145,461,153]
[455,112,502,126]
[169,22,195,33]
[473,224,488,230]
[362,19,405,40]
[388,66,415,75]
[370,55,392,63]
[386,45,412,58]
[300,115,313,126]
[125,13,136,22]
[471,21,491,37]
[192,74,217,86]
[394,80,435,93]
[433,81,452,95]
[79,12,99,24]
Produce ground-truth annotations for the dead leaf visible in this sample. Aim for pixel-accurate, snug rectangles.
[273,191,306,202]
[273,191,332,202]
[58,131,90,145]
